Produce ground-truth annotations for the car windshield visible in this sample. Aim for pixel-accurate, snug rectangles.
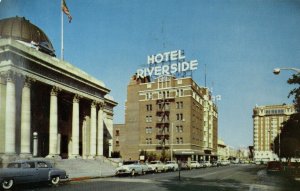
[166,161,174,164]
[7,163,21,168]
[123,161,137,165]
[150,161,158,164]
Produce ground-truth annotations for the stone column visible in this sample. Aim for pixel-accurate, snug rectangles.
[20,77,32,157]
[89,101,97,158]
[103,112,113,158]
[4,72,16,155]
[97,103,104,156]
[33,132,38,157]
[71,95,80,158]
[47,87,60,158]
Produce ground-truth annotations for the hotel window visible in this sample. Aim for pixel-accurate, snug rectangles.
[180,89,184,96]
[165,102,170,110]
[176,101,183,109]
[146,104,152,111]
[146,116,152,122]
[115,130,120,136]
[176,137,183,144]
[116,141,119,147]
[176,113,183,120]
[165,127,169,133]
[146,92,152,100]
[166,91,170,98]
[165,139,169,145]
[146,138,152,144]
[176,125,183,132]
[159,91,162,98]
[146,127,152,134]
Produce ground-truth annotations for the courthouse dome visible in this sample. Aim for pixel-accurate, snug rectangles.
[0,16,55,56]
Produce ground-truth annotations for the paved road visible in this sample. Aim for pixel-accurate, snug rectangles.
[12,164,300,191]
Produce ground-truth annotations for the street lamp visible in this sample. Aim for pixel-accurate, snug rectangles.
[273,67,300,75]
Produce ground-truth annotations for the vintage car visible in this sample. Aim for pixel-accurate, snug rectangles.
[115,161,148,176]
[147,161,167,173]
[165,161,179,171]
[188,161,203,169]
[0,160,68,190]
[266,161,283,174]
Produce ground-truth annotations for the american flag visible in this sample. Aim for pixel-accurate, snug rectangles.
[61,0,72,23]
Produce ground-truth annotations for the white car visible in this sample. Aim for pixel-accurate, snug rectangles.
[115,161,144,176]
[189,161,202,169]
[148,161,167,173]
[220,160,230,166]
[165,161,179,171]
[204,161,212,167]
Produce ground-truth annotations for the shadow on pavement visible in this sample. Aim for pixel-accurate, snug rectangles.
[158,177,246,191]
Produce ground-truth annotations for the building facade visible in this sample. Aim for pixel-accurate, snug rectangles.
[253,104,295,162]
[0,17,117,164]
[114,74,218,163]
[217,139,229,161]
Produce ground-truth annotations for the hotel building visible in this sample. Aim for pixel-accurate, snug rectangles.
[253,104,295,162]
[114,74,218,162]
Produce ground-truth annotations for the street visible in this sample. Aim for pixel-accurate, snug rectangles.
[11,164,300,191]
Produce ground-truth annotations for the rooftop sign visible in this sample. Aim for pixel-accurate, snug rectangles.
[136,50,198,78]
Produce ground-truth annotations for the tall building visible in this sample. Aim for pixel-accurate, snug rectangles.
[114,74,218,163]
[0,17,117,164]
[252,104,296,162]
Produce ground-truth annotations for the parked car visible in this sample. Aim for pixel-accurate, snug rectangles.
[211,161,220,167]
[189,161,202,169]
[179,161,189,170]
[148,161,167,173]
[266,161,283,173]
[139,162,152,174]
[220,160,230,166]
[165,161,179,171]
[0,160,68,190]
[204,161,212,167]
[115,161,145,176]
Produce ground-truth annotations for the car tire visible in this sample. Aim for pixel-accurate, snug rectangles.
[131,169,135,176]
[155,168,158,173]
[142,170,146,175]
[50,176,60,185]
[2,179,14,190]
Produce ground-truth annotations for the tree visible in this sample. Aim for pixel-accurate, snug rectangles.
[139,150,157,162]
[274,73,300,160]
[288,74,300,112]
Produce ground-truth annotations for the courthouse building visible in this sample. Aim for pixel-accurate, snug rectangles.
[253,104,295,162]
[114,73,218,162]
[0,17,117,164]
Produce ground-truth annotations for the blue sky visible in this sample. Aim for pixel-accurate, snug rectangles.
[1,0,300,148]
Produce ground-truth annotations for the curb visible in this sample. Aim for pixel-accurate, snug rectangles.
[69,175,115,182]
[70,176,97,181]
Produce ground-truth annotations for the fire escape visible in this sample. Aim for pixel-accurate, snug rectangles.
[156,92,174,151]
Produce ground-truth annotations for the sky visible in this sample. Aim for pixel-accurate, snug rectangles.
[1,0,300,149]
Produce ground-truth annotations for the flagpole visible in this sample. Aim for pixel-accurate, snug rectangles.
[61,0,64,60]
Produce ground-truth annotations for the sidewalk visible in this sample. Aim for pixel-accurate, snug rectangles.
[54,158,117,182]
